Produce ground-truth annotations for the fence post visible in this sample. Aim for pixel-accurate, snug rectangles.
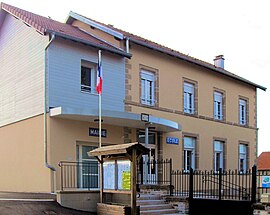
[251,165,257,203]
[219,168,222,200]
[169,158,173,196]
[189,167,194,214]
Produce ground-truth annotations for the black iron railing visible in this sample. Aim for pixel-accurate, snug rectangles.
[136,159,172,186]
[172,166,257,202]
[58,161,99,191]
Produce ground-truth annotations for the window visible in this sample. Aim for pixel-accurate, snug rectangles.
[76,145,99,189]
[214,140,224,171]
[141,70,155,106]
[239,99,247,125]
[183,137,196,172]
[184,82,195,114]
[214,91,223,120]
[81,61,97,93]
[239,144,247,173]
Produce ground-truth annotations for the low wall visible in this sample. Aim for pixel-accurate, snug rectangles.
[56,190,99,212]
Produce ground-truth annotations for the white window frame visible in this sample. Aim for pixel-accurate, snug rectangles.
[239,99,247,125]
[76,144,99,189]
[141,70,155,106]
[214,140,224,172]
[81,61,97,94]
[184,82,195,114]
[239,144,247,173]
[183,137,195,172]
[214,91,223,120]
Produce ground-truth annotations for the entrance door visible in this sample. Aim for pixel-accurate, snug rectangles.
[76,144,99,189]
[138,131,157,184]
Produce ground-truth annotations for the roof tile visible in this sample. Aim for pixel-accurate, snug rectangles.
[0,2,128,56]
[258,152,270,170]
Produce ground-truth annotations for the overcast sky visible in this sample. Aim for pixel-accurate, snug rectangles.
[3,0,269,154]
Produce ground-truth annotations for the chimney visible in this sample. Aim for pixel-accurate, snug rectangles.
[214,55,225,69]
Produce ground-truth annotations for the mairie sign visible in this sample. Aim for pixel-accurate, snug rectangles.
[166,137,179,145]
[89,128,107,137]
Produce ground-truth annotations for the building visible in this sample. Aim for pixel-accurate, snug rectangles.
[0,2,266,204]
[258,152,270,171]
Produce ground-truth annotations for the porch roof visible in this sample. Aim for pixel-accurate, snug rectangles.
[88,142,149,157]
[49,106,181,132]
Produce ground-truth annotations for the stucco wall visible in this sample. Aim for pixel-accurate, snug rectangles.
[125,43,257,170]
[0,115,51,192]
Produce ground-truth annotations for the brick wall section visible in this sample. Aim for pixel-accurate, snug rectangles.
[123,127,132,143]
[125,59,133,112]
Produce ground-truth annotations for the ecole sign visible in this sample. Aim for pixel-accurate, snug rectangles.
[166,137,179,145]
[89,128,107,137]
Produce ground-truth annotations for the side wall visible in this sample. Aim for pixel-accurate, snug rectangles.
[0,115,51,192]
[48,39,125,112]
[0,14,48,126]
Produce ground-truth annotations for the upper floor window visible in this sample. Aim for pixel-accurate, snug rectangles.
[141,70,155,106]
[184,82,195,114]
[214,91,224,120]
[214,140,224,172]
[239,144,248,173]
[183,136,196,172]
[239,99,247,125]
[81,61,97,94]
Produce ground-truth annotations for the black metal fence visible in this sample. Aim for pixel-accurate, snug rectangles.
[172,166,261,202]
[58,161,99,191]
[136,158,172,186]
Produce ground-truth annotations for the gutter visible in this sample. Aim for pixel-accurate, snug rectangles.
[44,33,56,174]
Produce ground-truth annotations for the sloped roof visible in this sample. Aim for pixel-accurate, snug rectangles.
[67,12,266,91]
[258,152,270,170]
[0,3,131,58]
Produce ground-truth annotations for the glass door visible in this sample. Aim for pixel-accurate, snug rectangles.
[76,144,99,189]
[138,131,157,184]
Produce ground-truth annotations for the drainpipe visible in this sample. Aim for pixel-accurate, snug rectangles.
[125,37,129,53]
[44,33,56,192]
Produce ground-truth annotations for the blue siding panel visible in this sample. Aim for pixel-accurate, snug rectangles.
[48,39,125,112]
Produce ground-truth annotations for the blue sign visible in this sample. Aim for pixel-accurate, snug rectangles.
[89,128,107,137]
[262,176,270,188]
[166,137,179,145]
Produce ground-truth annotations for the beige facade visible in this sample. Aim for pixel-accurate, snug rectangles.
[0,3,265,200]
[124,43,257,170]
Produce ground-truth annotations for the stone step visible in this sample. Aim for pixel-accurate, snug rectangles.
[138,194,162,200]
[140,208,178,215]
[137,199,165,205]
[140,204,172,211]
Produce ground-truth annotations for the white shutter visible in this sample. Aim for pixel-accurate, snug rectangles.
[184,82,194,113]
[214,92,223,119]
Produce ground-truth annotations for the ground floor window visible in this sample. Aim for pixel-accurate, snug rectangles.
[76,144,99,189]
[183,136,196,172]
[214,140,224,172]
[239,144,248,173]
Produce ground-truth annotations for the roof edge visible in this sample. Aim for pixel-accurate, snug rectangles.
[68,11,124,40]
[129,38,266,91]
[46,30,131,58]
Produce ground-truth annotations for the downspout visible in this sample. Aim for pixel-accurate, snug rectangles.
[125,37,129,53]
[44,33,56,192]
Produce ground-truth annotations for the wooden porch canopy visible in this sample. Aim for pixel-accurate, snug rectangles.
[88,142,149,161]
[88,142,149,215]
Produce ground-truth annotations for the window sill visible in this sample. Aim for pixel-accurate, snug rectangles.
[81,90,99,96]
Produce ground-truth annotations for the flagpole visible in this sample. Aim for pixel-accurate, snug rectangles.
[97,50,103,203]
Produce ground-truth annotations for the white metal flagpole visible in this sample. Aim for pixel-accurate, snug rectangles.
[98,50,102,148]
[97,49,103,203]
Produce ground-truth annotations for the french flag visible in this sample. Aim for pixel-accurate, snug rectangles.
[96,50,102,94]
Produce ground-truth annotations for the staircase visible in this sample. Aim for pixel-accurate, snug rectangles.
[137,194,179,214]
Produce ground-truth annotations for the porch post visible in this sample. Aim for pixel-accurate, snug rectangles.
[131,148,137,214]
